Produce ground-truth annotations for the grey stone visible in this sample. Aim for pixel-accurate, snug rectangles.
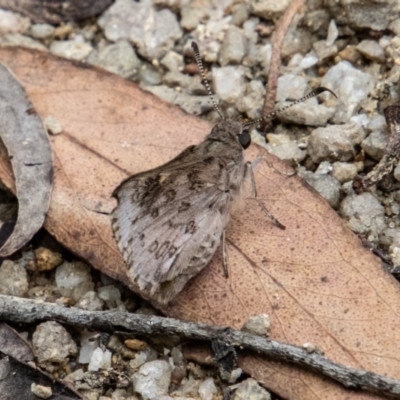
[277,97,335,127]
[78,331,99,364]
[276,74,308,101]
[300,171,341,208]
[212,66,245,104]
[98,0,182,60]
[133,360,172,399]
[249,0,291,19]
[139,63,162,86]
[160,51,184,72]
[199,378,217,400]
[31,383,52,399]
[326,19,339,46]
[98,285,122,309]
[303,10,331,33]
[87,40,141,78]
[389,18,400,36]
[282,28,312,58]
[325,0,400,31]
[55,261,94,302]
[50,39,93,60]
[232,3,249,27]
[219,25,247,66]
[162,71,205,95]
[0,33,46,51]
[331,162,358,183]
[144,85,213,116]
[0,260,28,297]
[313,40,338,62]
[340,192,386,237]
[32,321,78,369]
[356,40,386,63]
[394,163,400,182]
[308,122,365,163]
[75,291,104,311]
[0,9,30,35]
[361,130,388,160]
[367,115,387,132]
[233,378,271,400]
[180,3,210,31]
[241,314,270,336]
[30,24,55,39]
[237,80,265,120]
[269,142,307,164]
[321,61,375,123]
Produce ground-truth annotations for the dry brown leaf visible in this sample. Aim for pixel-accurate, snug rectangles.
[0,0,113,24]
[0,63,52,257]
[0,47,399,400]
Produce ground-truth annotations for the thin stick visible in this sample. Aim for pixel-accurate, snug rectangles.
[191,42,224,119]
[0,295,399,398]
[262,0,306,130]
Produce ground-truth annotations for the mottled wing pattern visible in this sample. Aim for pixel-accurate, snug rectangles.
[111,144,244,303]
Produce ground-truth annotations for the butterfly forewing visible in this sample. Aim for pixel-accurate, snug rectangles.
[111,122,246,303]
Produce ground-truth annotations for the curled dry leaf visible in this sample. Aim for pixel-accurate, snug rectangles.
[0,0,113,24]
[0,47,399,400]
[0,63,52,257]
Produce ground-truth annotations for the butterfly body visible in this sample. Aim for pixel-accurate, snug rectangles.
[111,119,248,304]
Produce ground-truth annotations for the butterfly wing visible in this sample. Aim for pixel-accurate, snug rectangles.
[112,145,244,303]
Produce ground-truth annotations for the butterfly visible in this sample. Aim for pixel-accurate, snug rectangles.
[111,42,335,304]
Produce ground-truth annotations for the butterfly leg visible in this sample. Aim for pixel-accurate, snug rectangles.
[221,229,229,278]
[245,161,285,230]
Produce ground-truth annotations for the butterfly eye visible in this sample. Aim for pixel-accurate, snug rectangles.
[239,130,251,149]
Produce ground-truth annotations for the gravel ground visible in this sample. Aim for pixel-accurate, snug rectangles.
[0,0,400,399]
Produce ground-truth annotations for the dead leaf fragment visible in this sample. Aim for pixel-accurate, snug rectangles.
[0,63,53,257]
[0,47,399,400]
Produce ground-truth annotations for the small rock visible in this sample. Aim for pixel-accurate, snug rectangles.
[198,378,218,400]
[336,45,361,64]
[308,122,365,163]
[139,63,162,86]
[0,260,28,297]
[249,0,291,19]
[278,97,335,127]
[50,39,93,60]
[269,142,306,164]
[180,2,210,31]
[303,343,317,353]
[326,19,339,46]
[237,79,265,120]
[340,193,386,237]
[313,40,338,62]
[233,378,271,400]
[129,348,153,369]
[219,25,247,66]
[300,171,341,208]
[356,40,385,63]
[212,66,245,104]
[43,115,63,135]
[282,28,312,58]
[87,40,141,78]
[241,314,270,336]
[32,321,78,370]
[0,9,30,35]
[394,164,400,182]
[389,18,400,36]
[232,3,249,27]
[125,338,148,350]
[79,331,100,364]
[34,247,63,271]
[321,61,375,123]
[75,291,105,311]
[30,24,55,39]
[31,383,52,399]
[98,0,182,60]
[133,360,172,400]
[0,33,47,50]
[331,162,357,183]
[160,51,184,72]
[367,115,387,132]
[162,71,205,94]
[276,74,308,102]
[97,285,122,309]
[361,130,388,161]
[55,261,94,303]
[88,347,112,371]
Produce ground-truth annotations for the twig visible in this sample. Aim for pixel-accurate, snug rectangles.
[262,0,305,132]
[0,295,399,398]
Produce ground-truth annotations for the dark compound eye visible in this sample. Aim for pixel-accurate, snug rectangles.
[239,129,251,149]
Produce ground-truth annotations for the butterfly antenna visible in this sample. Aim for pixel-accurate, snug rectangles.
[191,41,224,119]
[243,87,337,129]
